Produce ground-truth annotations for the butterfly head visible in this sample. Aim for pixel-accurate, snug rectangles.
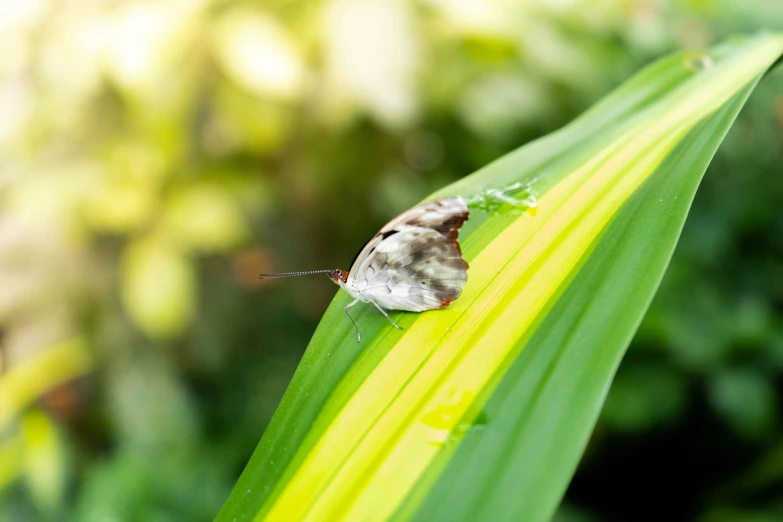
[329,268,349,284]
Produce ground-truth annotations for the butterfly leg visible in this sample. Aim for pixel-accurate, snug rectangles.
[344,299,361,343]
[370,299,403,331]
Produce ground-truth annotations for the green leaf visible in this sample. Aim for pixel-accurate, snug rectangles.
[217,34,783,522]
[121,238,196,338]
[21,409,67,514]
[0,338,92,432]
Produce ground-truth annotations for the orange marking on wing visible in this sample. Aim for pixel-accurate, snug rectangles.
[436,297,457,309]
[447,210,469,256]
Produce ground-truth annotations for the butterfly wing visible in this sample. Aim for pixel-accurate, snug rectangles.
[360,227,468,311]
[347,197,469,312]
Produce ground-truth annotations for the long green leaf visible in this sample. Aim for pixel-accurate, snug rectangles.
[217,34,783,522]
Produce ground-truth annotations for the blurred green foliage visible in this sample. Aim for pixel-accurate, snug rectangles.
[0,0,781,521]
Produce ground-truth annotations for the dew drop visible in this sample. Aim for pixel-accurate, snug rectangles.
[420,390,489,446]
[467,181,538,216]
[683,52,713,71]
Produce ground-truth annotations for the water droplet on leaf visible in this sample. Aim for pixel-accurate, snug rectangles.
[420,390,488,446]
[467,181,538,216]
[683,52,713,71]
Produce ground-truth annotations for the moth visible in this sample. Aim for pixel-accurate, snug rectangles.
[259,197,469,342]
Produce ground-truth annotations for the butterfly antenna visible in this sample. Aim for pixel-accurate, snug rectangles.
[258,269,332,280]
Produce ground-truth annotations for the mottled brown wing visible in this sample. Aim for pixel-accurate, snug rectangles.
[347,197,469,273]
[346,197,469,312]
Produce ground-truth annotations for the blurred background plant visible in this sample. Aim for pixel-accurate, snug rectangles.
[0,0,781,521]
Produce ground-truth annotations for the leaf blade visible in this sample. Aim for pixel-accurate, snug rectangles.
[216,33,783,522]
[409,85,763,522]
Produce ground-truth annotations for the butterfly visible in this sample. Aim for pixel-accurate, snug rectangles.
[259,197,470,342]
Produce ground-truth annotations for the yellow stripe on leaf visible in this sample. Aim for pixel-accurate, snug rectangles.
[254,34,783,522]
